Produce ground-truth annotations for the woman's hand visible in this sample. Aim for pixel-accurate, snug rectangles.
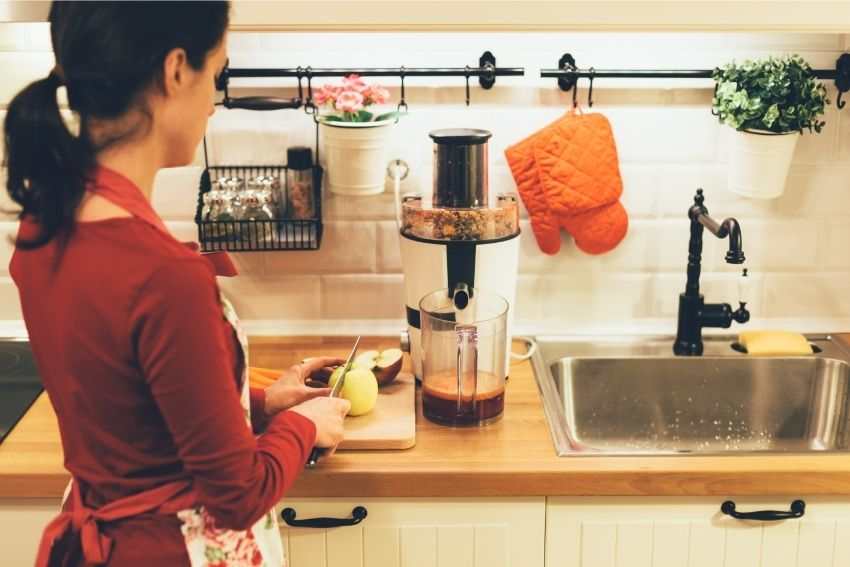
[289,396,351,454]
[264,356,344,416]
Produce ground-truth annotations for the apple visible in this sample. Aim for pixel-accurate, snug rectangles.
[353,348,404,386]
[329,366,378,416]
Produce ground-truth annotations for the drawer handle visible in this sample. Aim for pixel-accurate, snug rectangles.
[721,499,805,521]
[281,506,368,528]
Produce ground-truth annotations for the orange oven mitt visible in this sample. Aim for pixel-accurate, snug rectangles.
[505,110,628,255]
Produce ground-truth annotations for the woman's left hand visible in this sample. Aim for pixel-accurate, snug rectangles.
[264,356,344,416]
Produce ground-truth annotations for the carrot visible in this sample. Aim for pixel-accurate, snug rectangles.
[248,367,281,388]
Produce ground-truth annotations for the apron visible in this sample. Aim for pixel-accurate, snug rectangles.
[35,167,285,567]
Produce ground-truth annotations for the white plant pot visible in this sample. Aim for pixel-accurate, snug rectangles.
[320,118,395,196]
[727,129,799,200]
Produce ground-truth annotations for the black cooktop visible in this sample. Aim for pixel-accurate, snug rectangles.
[0,340,42,444]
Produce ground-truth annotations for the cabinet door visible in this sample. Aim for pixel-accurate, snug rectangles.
[278,497,545,567]
[547,496,850,567]
[0,499,61,566]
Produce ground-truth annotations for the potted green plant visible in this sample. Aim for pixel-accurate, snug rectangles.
[713,54,828,199]
[314,75,400,196]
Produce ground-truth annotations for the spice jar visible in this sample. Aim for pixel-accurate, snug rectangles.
[285,146,315,220]
[249,175,283,218]
[205,189,239,241]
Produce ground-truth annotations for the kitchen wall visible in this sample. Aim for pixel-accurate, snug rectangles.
[1,26,849,335]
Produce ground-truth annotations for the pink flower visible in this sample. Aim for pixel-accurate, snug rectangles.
[365,85,390,105]
[342,74,368,93]
[335,90,365,113]
[313,84,340,105]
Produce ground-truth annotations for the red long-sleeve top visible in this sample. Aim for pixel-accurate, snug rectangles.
[10,167,315,564]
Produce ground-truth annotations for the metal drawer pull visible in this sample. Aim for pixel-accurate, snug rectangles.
[721,499,805,521]
[281,506,368,528]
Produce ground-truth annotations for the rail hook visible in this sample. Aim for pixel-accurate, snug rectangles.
[303,67,320,122]
[295,66,304,106]
[587,67,595,108]
[397,67,408,115]
[464,65,472,106]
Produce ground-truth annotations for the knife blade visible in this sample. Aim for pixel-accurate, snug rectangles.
[329,336,360,398]
[306,336,361,468]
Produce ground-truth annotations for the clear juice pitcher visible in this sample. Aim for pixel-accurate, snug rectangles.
[419,286,508,426]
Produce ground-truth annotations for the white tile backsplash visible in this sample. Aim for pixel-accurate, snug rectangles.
[0,221,16,276]
[264,221,377,275]
[764,273,850,318]
[0,52,52,106]
[1,27,849,328]
[154,167,204,221]
[520,273,654,325]
[767,165,850,218]
[0,277,21,319]
[218,275,321,320]
[619,165,660,218]
[821,220,850,270]
[0,176,14,223]
[376,221,402,273]
[794,93,840,164]
[0,22,50,52]
[607,107,721,164]
[321,274,405,320]
[743,219,820,271]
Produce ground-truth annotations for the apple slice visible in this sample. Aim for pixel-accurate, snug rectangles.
[355,348,404,386]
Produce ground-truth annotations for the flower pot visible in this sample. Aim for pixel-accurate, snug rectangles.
[320,118,395,196]
[727,129,799,200]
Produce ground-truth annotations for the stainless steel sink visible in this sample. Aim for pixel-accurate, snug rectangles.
[530,335,850,456]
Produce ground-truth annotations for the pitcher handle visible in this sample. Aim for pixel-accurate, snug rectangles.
[456,325,479,415]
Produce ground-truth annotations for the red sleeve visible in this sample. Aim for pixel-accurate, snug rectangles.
[249,387,270,433]
[129,257,317,530]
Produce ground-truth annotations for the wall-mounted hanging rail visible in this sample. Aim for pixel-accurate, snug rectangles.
[542,53,850,109]
[217,51,525,111]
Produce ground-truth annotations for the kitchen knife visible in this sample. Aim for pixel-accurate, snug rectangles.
[306,336,361,468]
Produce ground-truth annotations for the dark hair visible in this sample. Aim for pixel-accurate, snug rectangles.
[4,1,229,248]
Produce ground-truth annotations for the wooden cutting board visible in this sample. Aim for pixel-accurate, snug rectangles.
[338,372,416,450]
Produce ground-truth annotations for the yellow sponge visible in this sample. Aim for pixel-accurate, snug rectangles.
[739,330,811,356]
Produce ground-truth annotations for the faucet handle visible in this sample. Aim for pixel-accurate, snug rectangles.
[738,268,750,305]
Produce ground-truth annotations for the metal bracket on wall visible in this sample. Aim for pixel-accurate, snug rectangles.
[835,53,850,109]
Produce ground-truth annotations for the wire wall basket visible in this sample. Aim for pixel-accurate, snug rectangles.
[195,164,323,252]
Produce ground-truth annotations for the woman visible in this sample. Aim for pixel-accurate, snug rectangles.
[4,2,350,566]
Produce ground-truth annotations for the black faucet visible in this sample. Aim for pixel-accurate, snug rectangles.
[673,189,750,356]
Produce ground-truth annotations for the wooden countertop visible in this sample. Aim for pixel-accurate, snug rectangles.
[4,336,850,499]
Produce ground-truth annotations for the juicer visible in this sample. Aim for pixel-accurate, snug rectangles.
[398,128,521,379]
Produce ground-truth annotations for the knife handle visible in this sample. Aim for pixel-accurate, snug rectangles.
[306,446,325,468]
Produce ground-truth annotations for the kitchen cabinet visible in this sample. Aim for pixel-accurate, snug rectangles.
[0,499,60,566]
[6,495,850,566]
[230,1,850,33]
[277,497,545,567]
[547,496,850,567]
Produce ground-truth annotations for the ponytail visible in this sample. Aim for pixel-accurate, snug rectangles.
[4,70,93,248]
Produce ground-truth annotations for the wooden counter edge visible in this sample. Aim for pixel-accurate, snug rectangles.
[6,468,850,499]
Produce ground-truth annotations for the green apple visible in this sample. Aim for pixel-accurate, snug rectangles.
[329,366,379,416]
[353,348,404,386]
